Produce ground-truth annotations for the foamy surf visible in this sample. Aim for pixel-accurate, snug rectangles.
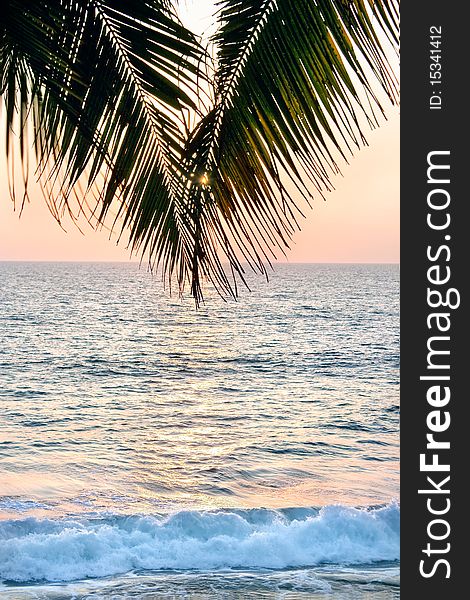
[0,503,399,584]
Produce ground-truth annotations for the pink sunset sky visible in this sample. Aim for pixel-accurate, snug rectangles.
[0,1,399,264]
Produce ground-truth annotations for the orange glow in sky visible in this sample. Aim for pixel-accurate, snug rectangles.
[0,109,399,263]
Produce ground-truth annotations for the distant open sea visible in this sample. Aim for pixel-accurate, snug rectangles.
[0,262,399,598]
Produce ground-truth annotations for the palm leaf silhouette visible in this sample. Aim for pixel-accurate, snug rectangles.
[1,0,399,303]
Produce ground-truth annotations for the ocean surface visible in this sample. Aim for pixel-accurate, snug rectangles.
[0,262,399,598]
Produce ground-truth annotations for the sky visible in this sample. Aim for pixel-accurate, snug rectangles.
[0,1,399,264]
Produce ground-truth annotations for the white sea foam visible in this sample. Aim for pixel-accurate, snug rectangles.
[0,503,399,583]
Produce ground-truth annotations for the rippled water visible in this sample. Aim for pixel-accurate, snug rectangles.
[0,262,399,597]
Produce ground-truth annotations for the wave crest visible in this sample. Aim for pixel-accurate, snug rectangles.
[0,503,399,583]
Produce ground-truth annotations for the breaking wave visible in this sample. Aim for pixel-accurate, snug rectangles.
[0,503,399,583]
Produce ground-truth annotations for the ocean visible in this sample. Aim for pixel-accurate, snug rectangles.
[0,262,399,598]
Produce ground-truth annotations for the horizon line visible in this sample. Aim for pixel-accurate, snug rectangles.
[0,259,400,265]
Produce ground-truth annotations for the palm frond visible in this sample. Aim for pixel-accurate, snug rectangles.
[1,0,399,304]
[1,0,206,291]
[181,0,399,302]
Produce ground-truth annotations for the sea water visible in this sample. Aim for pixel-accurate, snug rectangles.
[0,263,399,598]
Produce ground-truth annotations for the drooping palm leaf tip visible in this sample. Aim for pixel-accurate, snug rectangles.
[1,0,399,305]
